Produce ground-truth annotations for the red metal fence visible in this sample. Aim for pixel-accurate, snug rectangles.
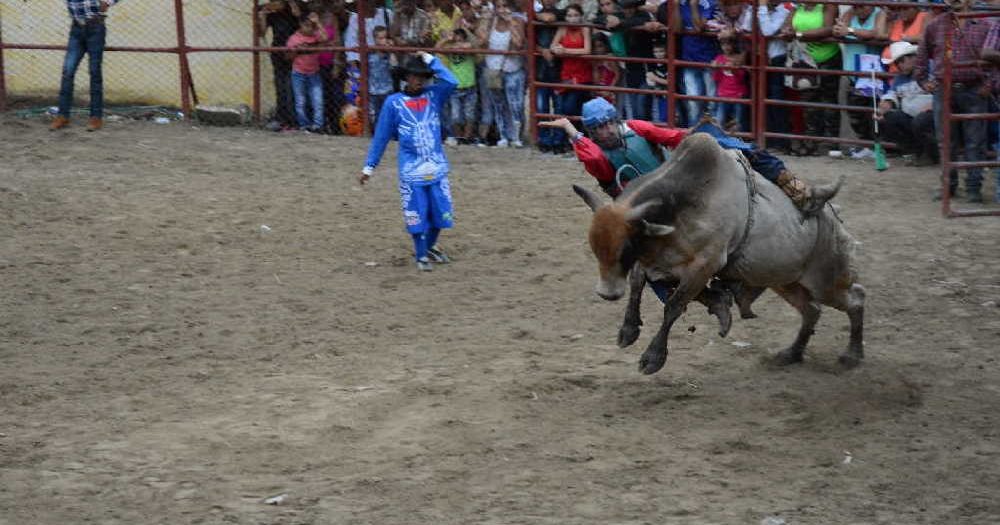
[1,0,997,217]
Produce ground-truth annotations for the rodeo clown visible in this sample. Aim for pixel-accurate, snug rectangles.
[359,52,458,272]
[541,97,840,213]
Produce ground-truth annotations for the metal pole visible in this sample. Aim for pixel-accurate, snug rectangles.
[0,18,7,113]
[940,11,954,217]
[526,3,538,144]
[665,0,677,127]
[357,0,370,135]
[174,0,192,118]
[753,5,767,147]
[252,1,261,122]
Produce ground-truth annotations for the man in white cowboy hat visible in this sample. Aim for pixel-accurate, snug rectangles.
[876,41,936,166]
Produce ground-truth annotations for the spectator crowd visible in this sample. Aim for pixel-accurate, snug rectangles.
[256,0,1000,202]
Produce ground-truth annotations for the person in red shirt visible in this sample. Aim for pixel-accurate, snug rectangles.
[540,97,838,214]
[286,12,329,132]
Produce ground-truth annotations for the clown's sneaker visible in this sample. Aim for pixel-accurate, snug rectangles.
[427,246,450,264]
[416,257,433,272]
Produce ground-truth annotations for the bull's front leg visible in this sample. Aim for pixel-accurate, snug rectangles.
[639,270,713,375]
[618,263,646,348]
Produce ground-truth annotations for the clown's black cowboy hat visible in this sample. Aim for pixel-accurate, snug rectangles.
[393,55,434,78]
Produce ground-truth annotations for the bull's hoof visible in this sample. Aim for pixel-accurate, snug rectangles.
[716,310,732,338]
[739,308,758,320]
[618,323,641,348]
[838,352,863,369]
[638,350,667,375]
[772,347,804,366]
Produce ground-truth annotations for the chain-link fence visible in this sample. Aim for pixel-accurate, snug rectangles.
[0,0,276,116]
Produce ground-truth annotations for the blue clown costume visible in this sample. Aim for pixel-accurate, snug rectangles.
[363,54,458,269]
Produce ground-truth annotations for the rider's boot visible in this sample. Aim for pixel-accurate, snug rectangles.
[696,282,734,338]
[776,171,845,216]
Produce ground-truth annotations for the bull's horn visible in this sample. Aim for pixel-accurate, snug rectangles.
[624,199,662,222]
[572,184,604,212]
[641,220,675,237]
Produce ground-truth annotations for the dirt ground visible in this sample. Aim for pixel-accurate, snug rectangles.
[1,114,999,525]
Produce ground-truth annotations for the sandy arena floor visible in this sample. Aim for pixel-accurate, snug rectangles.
[1,115,999,524]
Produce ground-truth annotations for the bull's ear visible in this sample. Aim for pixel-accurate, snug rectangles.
[625,199,662,222]
[641,220,675,237]
[572,184,604,212]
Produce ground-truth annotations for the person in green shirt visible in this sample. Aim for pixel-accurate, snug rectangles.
[437,28,479,145]
[780,3,840,156]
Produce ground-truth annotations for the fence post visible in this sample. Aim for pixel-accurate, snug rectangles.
[252,1,261,122]
[526,3,537,144]
[665,0,676,127]
[175,0,192,118]
[358,0,370,135]
[753,8,767,147]
[940,11,954,217]
[0,21,7,113]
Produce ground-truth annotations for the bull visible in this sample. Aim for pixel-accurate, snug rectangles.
[573,133,866,374]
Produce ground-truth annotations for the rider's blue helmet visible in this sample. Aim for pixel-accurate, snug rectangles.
[581,98,619,129]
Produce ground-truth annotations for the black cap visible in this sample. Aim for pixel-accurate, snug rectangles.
[393,55,434,77]
[621,0,644,8]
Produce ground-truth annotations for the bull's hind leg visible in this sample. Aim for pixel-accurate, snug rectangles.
[771,284,822,366]
[618,264,646,348]
[838,283,866,368]
[735,284,767,319]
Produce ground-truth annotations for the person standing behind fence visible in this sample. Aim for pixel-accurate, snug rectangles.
[711,36,749,132]
[359,52,459,272]
[914,0,996,203]
[670,0,721,126]
[368,26,397,128]
[591,32,621,105]
[51,0,121,132]
[437,29,478,145]
[317,7,345,134]
[258,0,303,132]
[834,3,888,142]
[477,0,526,148]
[535,0,566,153]
[619,0,665,121]
[780,3,839,156]
[646,42,670,122]
[287,12,329,132]
[882,1,929,73]
[753,0,793,151]
[551,4,593,128]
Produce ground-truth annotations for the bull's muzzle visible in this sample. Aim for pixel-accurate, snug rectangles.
[595,278,625,301]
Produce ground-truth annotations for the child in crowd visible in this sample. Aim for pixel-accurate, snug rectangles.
[591,32,620,104]
[369,26,396,128]
[287,12,329,132]
[437,28,479,145]
[646,42,670,123]
[711,36,749,132]
[551,4,592,123]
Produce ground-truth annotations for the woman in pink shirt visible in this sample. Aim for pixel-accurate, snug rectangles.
[286,12,328,131]
[711,36,749,132]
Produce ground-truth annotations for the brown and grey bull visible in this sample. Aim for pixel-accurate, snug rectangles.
[573,133,865,374]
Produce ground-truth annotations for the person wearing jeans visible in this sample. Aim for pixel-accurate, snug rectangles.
[291,72,325,131]
[671,0,720,125]
[51,0,122,132]
[287,13,328,131]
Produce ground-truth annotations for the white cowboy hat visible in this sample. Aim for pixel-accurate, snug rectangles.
[882,41,919,65]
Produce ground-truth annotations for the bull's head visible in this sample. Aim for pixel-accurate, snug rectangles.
[573,185,674,301]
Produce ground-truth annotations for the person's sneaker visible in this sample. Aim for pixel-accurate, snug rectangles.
[50,116,70,131]
[472,138,486,148]
[86,117,103,131]
[932,187,958,201]
[427,245,450,264]
[445,136,459,147]
[265,120,283,132]
[494,138,509,148]
[511,140,524,148]
[415,257,433,272]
